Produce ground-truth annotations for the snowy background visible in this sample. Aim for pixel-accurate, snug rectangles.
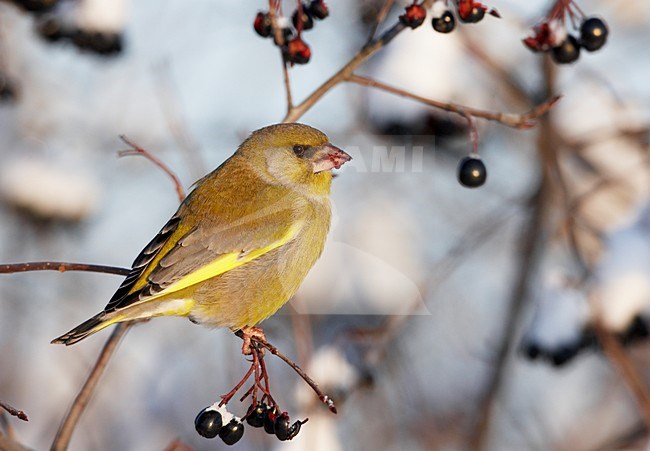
[0,0,649,450]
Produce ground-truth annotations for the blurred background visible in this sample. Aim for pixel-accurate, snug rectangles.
[0,0,649,449]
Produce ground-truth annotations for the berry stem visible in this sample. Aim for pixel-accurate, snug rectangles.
[219,360,256,407]
[267,0,286,47]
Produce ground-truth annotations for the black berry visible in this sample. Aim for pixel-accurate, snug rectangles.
[219,419,245,446]
[551,35,580,64]
[263,406,278,434]
[308,0,329,20]
[195,408,223,439]
[274,412,291,441]
[246,402,266,428]
[399,4,427,29]
[580,17,608,52]
[292,6,314,31]
[286,419,304,440]
[457,156,487,188]
[254,12,272,38]
[459,6,485,23]
[432,11,455,33]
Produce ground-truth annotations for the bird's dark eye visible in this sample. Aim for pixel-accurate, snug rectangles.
[293,145,308,157]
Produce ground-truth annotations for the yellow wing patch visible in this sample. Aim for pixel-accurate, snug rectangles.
[146,220,303,301]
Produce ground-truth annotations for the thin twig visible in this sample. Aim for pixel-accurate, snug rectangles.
[593,319,650,427]
[348,74,561,129]
[282,59,293,112]
[0,402,27,422]
[367,0,396,43]
[118,135,186,203]
[51,323,131,451]
[234,330,337,414]
[0,262,129,276]
[267,0,285,47]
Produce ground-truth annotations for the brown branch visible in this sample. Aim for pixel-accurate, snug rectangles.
[234,330,337,414]
[593,319,650,427]
[0,402,27,422]
[0,262,129,276]
[348,74,561,129]
[118,135,186,203]
[51,322,131,451]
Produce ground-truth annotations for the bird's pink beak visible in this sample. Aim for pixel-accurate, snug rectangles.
[311,143,352,173]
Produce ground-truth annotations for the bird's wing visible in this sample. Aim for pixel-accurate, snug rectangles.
[104,187,305,314]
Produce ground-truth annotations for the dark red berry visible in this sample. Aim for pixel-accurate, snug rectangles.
[308,0,329,20]
[457,156,487,188]
[285,37,311,64]
[219,419,244,446]
[263,406,278,434]
[399,4,427,29]
[195,408,223,439]
[246,402,266,428]
[292,6,314,30]
[432,11,455,33]
[580,17,608,52]
[551,35,580,64]
[459,5,485,23]
[254,11,273,38]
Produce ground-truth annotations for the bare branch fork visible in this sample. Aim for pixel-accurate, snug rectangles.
[281,0,559,128]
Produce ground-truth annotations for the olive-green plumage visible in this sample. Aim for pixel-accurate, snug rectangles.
[52,123,350,345]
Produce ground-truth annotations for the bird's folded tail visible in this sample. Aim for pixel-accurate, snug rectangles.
[51,312,121,346]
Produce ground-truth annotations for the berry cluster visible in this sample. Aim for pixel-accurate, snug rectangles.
[253,0,329,65]
[399,0,500,34]
[523,1,608,65]
[457,155,487,188]
[195,401,306,445]
[36,16,123,56]
[246,401,306,441]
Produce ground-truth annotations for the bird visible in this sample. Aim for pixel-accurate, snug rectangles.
[52,123,351,346]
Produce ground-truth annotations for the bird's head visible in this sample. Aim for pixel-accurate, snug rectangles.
[237,123,351,196]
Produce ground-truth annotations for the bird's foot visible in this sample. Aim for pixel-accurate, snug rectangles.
[240,326,266,356]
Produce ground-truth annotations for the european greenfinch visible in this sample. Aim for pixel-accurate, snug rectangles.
[52,123,351,345]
